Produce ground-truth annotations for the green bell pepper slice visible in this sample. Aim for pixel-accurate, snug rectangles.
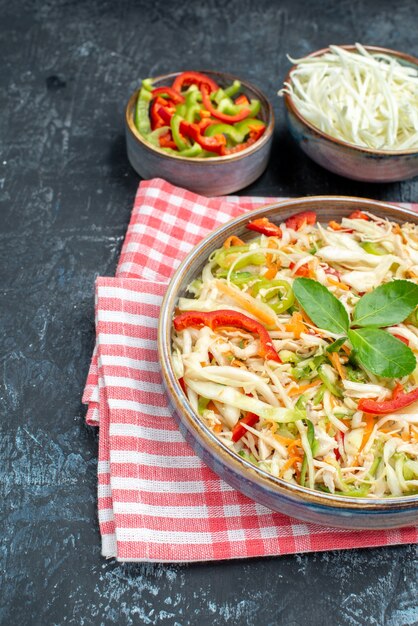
[171,114,190,151]
[361,242,387,255]
[224,80,241,98]
[204,123,245,143]
[252,278,295,314]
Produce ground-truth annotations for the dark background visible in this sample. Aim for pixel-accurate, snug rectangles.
[1,0,417,624]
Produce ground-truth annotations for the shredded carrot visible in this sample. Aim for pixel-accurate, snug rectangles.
[207,401,220,414]
[213,423,223,433]
[341,344,351,356]
[329,351,346,380]
[359,414,376,451]
[401,430,410,441]
[287,380,322,396]
[287,438,302,453]
[223,235,244,248]
[279,456,301,478]
[328,277,349,291]
[285,311,307,338]
[329,220,343,230]
[392,223,402,235]
[273,432,298,446]
[215,280,278,328]
[230,358,246,369]
[264,263,279,280]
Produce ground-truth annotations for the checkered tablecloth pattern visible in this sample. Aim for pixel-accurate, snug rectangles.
[83,178,418,562]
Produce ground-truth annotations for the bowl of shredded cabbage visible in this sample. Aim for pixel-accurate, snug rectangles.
[279,44,418,182]
[159,196,418,529]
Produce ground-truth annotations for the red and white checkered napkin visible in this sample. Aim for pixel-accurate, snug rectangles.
[83,178,418,562]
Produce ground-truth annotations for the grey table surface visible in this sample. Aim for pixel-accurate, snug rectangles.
[1,0,418,624]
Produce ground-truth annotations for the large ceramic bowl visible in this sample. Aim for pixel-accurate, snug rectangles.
[125,71,274,195]
[282,46,418,183]
[158,196,418,529]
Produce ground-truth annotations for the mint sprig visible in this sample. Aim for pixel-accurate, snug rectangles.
[293,278,418,378]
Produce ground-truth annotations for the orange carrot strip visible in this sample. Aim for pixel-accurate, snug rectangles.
[285,311,306,338]
[279,456,300,478]
[329,351,346,380]
[359,414,376,451]
[287,438,302,453]
[223,235,244,248]
[287,380,322,397]
[328,277,349,291]
[264,263,278,280]
[329,220,343,230]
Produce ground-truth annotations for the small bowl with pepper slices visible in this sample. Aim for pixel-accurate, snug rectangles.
[125,70,274,195]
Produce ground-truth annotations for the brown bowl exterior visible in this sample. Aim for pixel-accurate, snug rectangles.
[125,71,274,195]
[283,46,418,182]
[158,196,418,529]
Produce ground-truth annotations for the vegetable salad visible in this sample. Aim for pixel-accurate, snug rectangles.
[172,210,418,498]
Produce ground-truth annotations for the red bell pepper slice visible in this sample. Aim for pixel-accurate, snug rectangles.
[224,125,266,155]
[349,210,369,220]
[178,377,187,394]
[246,217,282,238]
[285,211,317,231]
[393,334,409,346]
[179,120,226,154]
[358,384,418,414]
[151,86,185,104]
[150,98,168,130]
[235,94,250,107]
[231,412,259,442]
[173,310,281,362]
[159,131,177,150]
[289,262,310,277]
[201,85,250,123]
[172,71,219,94]
[154,103,174,125]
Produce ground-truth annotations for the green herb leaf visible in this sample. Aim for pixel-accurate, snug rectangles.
[326,337,347,353]
[293,278,350,335]
[348,328,416,378]
[352,280,418,328]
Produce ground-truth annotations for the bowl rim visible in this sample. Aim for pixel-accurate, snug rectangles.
[158,195,418,512]
[282,45,418,157]
[125,70,275,163]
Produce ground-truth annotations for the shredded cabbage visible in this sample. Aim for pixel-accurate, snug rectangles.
[279,44,418,151]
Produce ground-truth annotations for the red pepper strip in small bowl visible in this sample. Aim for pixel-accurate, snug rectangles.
[358,384,418,414]
[155,103,174,124]
[224,125,265,155]
[173,310,281,362]
[150,98,169,130]
[246,217,282,237]
[231,412,260,442]
[151,86,185,104]
[172,70,219,94]
[201,84,250,123]
[285,211,317,231]
[179,120,226,155]
[159,131,177,150]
